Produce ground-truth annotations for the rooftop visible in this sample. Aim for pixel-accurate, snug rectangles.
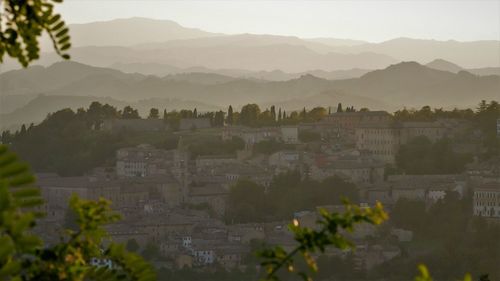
[474,182,500,192]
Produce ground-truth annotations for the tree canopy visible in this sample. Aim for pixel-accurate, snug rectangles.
[225,172,360,223]
[395,136,472,175]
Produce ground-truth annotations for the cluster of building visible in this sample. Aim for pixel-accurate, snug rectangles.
[34,110,500,271]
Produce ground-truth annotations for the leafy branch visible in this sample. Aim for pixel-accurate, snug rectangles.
[0,144,155,280]
[0,0,71,67]
[258,200,388,281]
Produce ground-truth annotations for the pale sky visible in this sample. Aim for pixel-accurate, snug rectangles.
[57,0,500,42]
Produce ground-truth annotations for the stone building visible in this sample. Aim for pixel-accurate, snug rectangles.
[222,125,299,148]
[188,184,229,217]
[473,182,500,218]
[388,174,466,202]
[355,121,448,163]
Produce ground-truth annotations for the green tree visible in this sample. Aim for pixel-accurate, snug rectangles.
[390,198,427,231]
[142,241,161,261]
[148,108,160,119]
[126,239,140,253]
[0,0,71,66]
[226,179,266,223]
[227,105,234,125]
[258,201,388,281]
[395,136,471,174]
[240,104,261,127]
[63,207,78,231]
[300,107,307,120]
[214,110,225,127]
[337,103,343,113]
[308,107,327,121]
[121,106,140,119]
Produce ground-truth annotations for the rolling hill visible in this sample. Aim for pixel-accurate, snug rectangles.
[1,61,498,129]
[38,17,219,51]
[329,38,500,69]
[426,59,463,73]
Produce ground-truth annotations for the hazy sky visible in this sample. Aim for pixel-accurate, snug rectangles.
[58,0,499,42]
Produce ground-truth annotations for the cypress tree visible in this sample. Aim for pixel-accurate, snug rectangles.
[227,105,234,125]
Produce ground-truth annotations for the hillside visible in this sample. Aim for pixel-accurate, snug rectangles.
[2,19,497,74]
[330,38,500,68]
[2,61,498,124]
[329,62,500,108]
[426,59,463,73]
[38,17,218,51]
[109,62,371,81]
[24,43,397,73]
[0,61,138,95]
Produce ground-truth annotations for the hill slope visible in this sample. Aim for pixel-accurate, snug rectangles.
[330,38,500,68]
[39,17,218,50]
[2,61,498,115]
[426,59,463,73]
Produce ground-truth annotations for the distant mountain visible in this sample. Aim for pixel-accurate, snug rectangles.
[0,61,137,95]
[329,61,500,108]
[28,43,396,73]
[330,38,500,68]
[0,61,381,109]
[0,94,37,115]
[39,17,218,51]
[2,19,498,74]
[136,33,337,54]
[426,59,463,73]
[305,38,368,47]
[109,62,371,81]
[2,61,498,125]
[425,59,500,77]
[110,62,185,76]
[163,72,239,85]
[467,67,500,76]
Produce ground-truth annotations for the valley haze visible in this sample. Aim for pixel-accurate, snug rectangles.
[1,18,499,130]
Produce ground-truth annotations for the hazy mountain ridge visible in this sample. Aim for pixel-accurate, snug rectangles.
[329,62,500,107]
[329,37,500,68]
[2,61,498,114]
[425,59,500,76]
[39,17,219,51]
[2,18,498,74]
[426,59,464,73]
[110,62,372,81]
[24,43,397,73]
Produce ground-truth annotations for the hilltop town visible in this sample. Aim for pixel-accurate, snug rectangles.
[2,100,499,280]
